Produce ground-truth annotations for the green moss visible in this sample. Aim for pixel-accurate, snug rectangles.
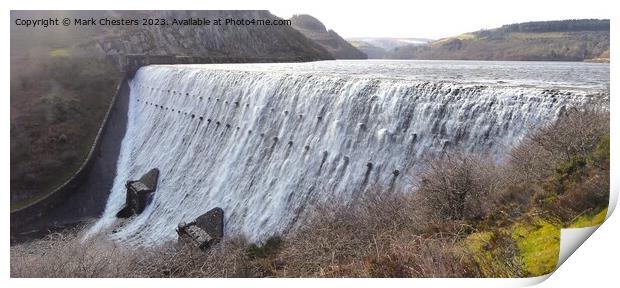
[466,231,494,250]
[511,219,560,276]
[570,208,608,228]
[462,231,519,277]
[464,231,495,276]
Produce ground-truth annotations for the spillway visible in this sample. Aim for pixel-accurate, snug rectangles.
[89,61,607,246]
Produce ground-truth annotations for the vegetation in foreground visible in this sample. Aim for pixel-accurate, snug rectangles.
[10,108,609,277]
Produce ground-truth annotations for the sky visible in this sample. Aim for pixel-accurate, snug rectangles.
[270,0,612,39]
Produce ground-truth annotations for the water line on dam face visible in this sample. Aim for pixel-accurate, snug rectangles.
[88,61,605,246]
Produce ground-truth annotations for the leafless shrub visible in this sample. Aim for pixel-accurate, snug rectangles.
[10,229,269,278]
[412,153,506,223]
[276,192,476,277]
[9,187,525,279]
[134,237,261,277]
[364,234,474,278]
[491,183,538,219]
[508,107,609,182]
[10,228,137,278]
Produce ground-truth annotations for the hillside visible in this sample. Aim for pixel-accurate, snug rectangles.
[348,37,431,59]
[11,10,333,63]
[349,40,387,58]
[10,10,333,206]
[385,19,610,61]
[290,14,367,59]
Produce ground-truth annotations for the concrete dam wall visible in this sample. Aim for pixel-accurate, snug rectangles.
[10,57,322,241]
[86,62,601,246]
[13,61,607,245]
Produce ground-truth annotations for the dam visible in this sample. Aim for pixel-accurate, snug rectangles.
[85,60,608,246]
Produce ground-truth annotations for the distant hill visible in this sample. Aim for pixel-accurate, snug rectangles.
[347,37,431,58]
[385,19,610,62]
[347,37,432,50]
[290,14,367,59]
[348,40,388,58]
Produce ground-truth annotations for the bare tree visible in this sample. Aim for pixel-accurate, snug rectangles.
[413,153,504,222]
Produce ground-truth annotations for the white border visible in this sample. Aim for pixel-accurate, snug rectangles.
[3,1,617,287]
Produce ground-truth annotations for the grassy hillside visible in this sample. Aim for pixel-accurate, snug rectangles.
[386,19,609,61]
[290,14,367,59]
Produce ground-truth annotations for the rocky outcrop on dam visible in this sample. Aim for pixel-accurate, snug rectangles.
[116,168,159,218]
[177,208,224,250]
[290,14,367,59]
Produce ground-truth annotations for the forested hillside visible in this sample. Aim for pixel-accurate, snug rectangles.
[385,19,609,61]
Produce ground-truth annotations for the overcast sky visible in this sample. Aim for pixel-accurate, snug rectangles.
[271,0,611,39]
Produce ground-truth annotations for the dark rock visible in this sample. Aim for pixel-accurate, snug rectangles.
[177,207,224,250]
[116,168,159,218]
[195,207,224,239]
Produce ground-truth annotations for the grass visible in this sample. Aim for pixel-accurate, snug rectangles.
[455,33,478,41]
[463,206,608,278]
[49,48,71,57]
[431,33,478,47]
[463,231,504,277]
[511,219,560,276]
[570,208,608,228]
[510,32,566,40]
[348,40,369,48]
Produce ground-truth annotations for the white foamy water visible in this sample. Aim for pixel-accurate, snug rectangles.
[90,60,608,246]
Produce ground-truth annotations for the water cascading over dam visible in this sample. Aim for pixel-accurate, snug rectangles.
[91,61,604,246]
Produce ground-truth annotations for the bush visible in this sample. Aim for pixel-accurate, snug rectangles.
[508,108,609,183]
[11,228,136,277]
[413,154,505,222]
[274,192,479,277]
